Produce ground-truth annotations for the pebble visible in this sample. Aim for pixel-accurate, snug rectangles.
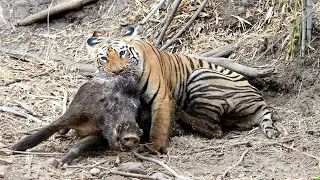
[0,166,7,178]
[46,158,59,168]
[118,162,146,174]
[151,172,171,179]
[89,167,101,176]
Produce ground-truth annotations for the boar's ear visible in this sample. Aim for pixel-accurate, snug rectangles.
[87,30,106,47]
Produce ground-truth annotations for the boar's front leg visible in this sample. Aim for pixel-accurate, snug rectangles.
[60,134,107,166]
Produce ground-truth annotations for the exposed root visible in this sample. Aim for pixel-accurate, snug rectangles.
[221,149,250,178]
[16,0,98,26]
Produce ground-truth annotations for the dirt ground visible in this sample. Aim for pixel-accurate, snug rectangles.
[0,0,320,179]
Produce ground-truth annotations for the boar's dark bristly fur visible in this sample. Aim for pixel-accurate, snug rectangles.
[12,75,147,166]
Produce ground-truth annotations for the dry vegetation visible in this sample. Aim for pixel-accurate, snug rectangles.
[0,0,320,179]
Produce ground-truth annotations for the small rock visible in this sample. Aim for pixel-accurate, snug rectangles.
[0,148,11,156]
[0,156,12,164]
[118,162,146,174]
[63,170,74,176]
[0,142,6,149]
[0,166,8,178]
[46,158,59,168]
[151,172,171,179]
[89,167,101,176]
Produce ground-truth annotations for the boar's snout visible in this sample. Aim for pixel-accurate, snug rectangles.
[121,134,140,149]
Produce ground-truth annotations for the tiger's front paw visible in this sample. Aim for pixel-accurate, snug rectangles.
[138,144,167,155]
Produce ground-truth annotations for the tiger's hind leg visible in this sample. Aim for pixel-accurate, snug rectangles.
[231,107,280,139]
[175,108,223,139]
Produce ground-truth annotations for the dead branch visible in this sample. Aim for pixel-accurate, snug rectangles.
[0,47,96,73]
[16,0,98,26]
[192,56,275,77]
[155,0,182,47]
[135,0,167,34]
[0,47,40,62]
[160,0,208,51]
[189,141,251,154]
[52,55,96,73]
[109,170,167,180]
[0,68,56,86]
[0,106,48,125]
[200,42,241,57]
[221,149,249,178]
[13,100,42,117]
[132,152,189,180]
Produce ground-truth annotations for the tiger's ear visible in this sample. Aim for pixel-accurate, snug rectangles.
[87,37,102,47]
[87,30,106,47]
[122,27,138,42]
[124,27,134,37]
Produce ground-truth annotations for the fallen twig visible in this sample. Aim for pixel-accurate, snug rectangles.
[16,0,98,26]
[3,150,66,156]
[221,149,249,178]
[275,143,320,163]
[200,42,241,57]
[133,152,189,180]
[0,47,96,73]
[135,0,167,34]
[13,100,42,117]
[109,169,167,180]
[0,106,48,125]
[155,0,182,47]
[52,55,96,73]
[0,68,56,86]
[0,158,12,164]
[160,0,208,50]
[192,56,275,77]
[62,88,68,114]
[0,47,41,62]
[26,155,33,178]
[190,141,251,154]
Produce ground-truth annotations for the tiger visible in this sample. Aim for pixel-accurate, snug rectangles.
[86,27,280,152]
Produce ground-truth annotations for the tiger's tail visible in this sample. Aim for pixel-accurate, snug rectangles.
[258,108,280,139]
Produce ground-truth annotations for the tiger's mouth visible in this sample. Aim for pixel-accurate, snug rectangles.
[103,66,132,76]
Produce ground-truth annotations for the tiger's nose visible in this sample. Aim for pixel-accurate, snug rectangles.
[111,68,125,75]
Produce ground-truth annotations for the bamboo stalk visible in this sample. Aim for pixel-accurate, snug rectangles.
[306,0,313,43]
[301,0,306,56]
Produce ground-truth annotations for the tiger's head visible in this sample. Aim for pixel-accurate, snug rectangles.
[87,27,141,76]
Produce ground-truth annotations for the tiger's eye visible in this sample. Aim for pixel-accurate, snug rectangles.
[100,57,108,61]
[119,50,126,56]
